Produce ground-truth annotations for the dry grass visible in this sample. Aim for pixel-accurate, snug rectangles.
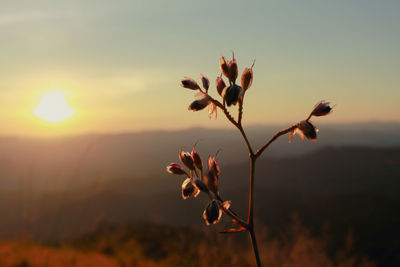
[0,241,119,267]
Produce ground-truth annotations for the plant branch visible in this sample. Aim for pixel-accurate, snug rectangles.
[210,99,237,127]
[249,227,262,267]
[238,99,244,125]
[210,98,254,155]
[208,192,249,228]
[247,156,256,225]
[255,124,298,158]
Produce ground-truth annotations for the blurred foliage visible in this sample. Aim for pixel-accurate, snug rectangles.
[0,218,376,267]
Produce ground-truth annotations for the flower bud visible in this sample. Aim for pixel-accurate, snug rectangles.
[191,143,203,170]
[182,178,200,199]
[194,178,208,192]
[166,163,186,175]
[179,149,195,170]
[219,57,230,79]
[241,67,253,91]
[200,74,209,91]
[215,76,226,96]
[203,199,222,226]
[311,101,333,117]
[228,58,238,83]
[188,92,211,111]
[298,120,318,141]
[222,84,243,107]
[181,78,201,90]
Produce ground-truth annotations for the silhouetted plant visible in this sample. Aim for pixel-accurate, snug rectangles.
[166,53,333,266]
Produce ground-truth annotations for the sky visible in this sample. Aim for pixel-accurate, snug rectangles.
[0,0,399,136]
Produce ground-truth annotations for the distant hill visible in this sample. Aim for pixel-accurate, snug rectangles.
[0,142,399,265]
[0,122,399,192]
[0,123,399,265]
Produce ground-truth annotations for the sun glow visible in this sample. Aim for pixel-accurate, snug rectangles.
[34,91,75,123]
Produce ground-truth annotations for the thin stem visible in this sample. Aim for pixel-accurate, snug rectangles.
[210,99,237,127]
[211,96,261,265]
[249,228,262,267]
[255,124,298,158]
[238,125,254,156]
[238,99,244,125]
[248,157,261,266]
[208,192,248,228]
[214,194,249,228]
[247,156,256,225]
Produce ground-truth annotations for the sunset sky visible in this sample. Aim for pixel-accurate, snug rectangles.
[1,0,399,136]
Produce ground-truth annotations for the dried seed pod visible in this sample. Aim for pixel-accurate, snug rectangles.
[179,149,195,170]
[311,101,333,117]
[204,169,218,194]
[208,154,221,177]
[241,67,253,91]
[203,199,222,226]
[292,120,318,141]
[215,76,226,96]
[219,57,230,79]
[188,92,211,111]
[228,58,238,83]
[194,178,208,192]
[182,178,200,199]
[181,78,200,90]
[166,163,186,175]
[191,143,203,170]
[222,84,243,106]
[200,74,209,91]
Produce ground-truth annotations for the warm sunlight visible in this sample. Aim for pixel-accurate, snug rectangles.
[34,91,75,123]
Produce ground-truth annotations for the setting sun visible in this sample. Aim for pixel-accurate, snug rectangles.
[34,91,75,123]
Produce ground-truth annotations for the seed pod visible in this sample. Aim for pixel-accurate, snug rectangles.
[166,163,186,175]
[179,149,195,170]
[215,76,226,96]
[222,84,243,106]
[182,178,200,199]
[228,58,238,83]
[311,101,333,117]
[194,178,208,192]
[188,100,208,111]
[204,169,218,194]
[200,74,209,91]
[298,120,318,141]
[202,199,222,226]
[191,143,203,170]
[241,67,253,91]
[188,92,211,111]
[219,57,230,79]
[181,78,200,90]
[208,155,221,177]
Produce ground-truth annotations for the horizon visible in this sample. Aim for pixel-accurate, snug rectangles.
[1,120,400,139]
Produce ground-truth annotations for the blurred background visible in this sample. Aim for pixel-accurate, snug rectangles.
[0,0,399,266]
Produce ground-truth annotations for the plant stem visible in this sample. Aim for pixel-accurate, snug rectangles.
[238,125,254,156]
[248,155,256,225]
[249,227,262,267]
[255,124,297,158]
[248,153,261,266]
